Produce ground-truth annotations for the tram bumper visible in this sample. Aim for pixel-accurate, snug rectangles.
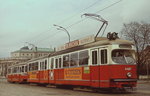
[110,79,137,89]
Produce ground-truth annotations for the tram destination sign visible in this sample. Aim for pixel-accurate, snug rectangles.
[79,35,95,45]
[56,35,95,51]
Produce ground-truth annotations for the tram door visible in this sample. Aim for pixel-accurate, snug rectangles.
[99,48,110,88]
[91,48,109,88]
[90,49,100,87]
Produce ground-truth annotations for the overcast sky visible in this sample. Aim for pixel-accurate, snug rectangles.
[0,0,150,58]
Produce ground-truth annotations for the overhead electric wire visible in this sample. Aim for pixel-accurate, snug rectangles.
[44,0,123,44]
[32,0,123,45]
[67,0,123,39]
[58,0,102,25]
[31,0,102,44]
[66,0,123,29]
[95,0,123,13]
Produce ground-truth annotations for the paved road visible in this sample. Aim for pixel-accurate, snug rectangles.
[0,79,150,96]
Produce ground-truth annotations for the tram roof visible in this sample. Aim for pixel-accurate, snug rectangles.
[48,37,134,57]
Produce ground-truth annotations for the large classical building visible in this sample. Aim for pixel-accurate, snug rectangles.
[0,58,28,76]
[11,46,54,59]
[0,46,54,77]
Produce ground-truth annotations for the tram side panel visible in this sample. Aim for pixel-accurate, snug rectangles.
[55,67,91,86]
[55,69,64,85]
[12,74,20,82]
[49,69,55,84]
[99,65,110,88]
[39,70,49,84]
[90,66,100,88]
[81,66,91,86]
[7,74,12,82]
[28,71,40,83]
[19,73,28,83]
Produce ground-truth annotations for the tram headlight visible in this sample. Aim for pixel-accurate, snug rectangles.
[127,72,132,78]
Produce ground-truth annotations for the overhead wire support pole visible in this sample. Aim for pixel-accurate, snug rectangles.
[53,24,71,43]
[81,13,108,40]
[95,21,107,38]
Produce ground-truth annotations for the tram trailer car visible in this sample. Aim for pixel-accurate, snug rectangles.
[7,35,137,91]
[7,63,28,83]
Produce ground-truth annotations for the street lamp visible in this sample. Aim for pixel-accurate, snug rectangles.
[53,24,71,43]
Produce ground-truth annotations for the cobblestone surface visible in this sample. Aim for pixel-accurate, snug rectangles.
[0,79,150,96]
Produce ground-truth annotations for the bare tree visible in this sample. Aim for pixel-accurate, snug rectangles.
[121,22,150,77]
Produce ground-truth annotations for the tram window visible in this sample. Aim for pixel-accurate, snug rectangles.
[15,67,18,73]
[112,50,135,64]
[8,68,11,74]
[79,50,89,66]
[15,67,17,73]
[31,63,34,71]
[13,67,15,73]
[55,58,59,68]
[63,55,70,68]
[35,62,38,70]
[17,67,19,73]
[28,65,30,71]
[101,49,107,64]
[30,64,33,71]
[32,63,34,70]
[41,61,45,70]
[45,60,47,69]
[19,67,21,73]
[92,51,98,65]
[9,68,12,74]
[59,58,62,68]
[9,68,11,74]
[13,68,15,73]
[40,62,42,70]
[22,66,24,72]
[14,67,16,73]
[70,53,78,67]
[17,67,20,73]
[25,66,27,72]
[41,62,44,70]
[51,58,54,69]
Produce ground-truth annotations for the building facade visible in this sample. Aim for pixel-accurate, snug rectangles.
[0,58,29,76]
[0,46,54,77]
[11,46,54,59]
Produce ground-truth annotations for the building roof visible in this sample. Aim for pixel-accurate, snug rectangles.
[20,46,29,50]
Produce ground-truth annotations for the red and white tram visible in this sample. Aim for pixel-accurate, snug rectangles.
[7,63,28,83]
[7,34,137,91]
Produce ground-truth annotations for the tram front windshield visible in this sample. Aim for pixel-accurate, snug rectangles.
[112,49,135,64]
